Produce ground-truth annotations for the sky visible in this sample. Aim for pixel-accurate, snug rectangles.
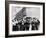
[12,6,40,20]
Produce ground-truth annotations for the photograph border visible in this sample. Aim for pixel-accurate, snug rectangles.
[5,1,45,37]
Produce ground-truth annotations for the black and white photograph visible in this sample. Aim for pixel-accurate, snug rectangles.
[9,4,43,35]
[12,7,40,31]
[5,1,45,37]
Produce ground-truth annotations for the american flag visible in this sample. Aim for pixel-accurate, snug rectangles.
[14,7,26,21]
